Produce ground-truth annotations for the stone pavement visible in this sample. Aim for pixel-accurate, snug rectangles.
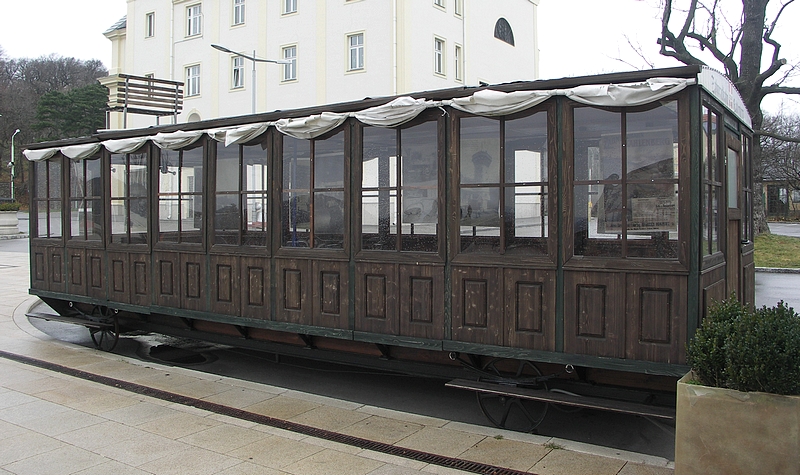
[0,243,673,475]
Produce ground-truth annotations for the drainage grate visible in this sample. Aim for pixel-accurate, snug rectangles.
[0,350,536,475]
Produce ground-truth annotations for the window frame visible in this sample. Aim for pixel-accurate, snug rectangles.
[283,0,297,15]
[109,147,151,247]
[145,12,156,38]
[186,64,201,96]
[347,32,364,71]
[186,4,202,37]
[33,155,65,241]
[68,154,104,244]
[233,0,245,25]
[454,44,463,82]
[433,37,445,76]
[156,143,206,248]
[282,45,297,82]
[232,56,245,89]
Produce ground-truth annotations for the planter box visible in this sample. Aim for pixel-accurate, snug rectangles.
[0,210,19,235]
[675,371,800,475]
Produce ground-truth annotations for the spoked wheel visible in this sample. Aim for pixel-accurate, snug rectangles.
[89,306,120,352]
[476,358,549,433]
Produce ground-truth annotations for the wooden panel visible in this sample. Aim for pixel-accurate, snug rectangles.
[451,266,502,345]
[130,253,150,307]
[87,250,106,300]
[700,264,727,322]
[210,255,239,316]
[504,268,556,351]
[399,264,445,340]
[312,260,349,330]
[181,253,206,311]
[48,247,65,293]
[241,256,270,320]
[107,251,129,304]
[564,271,625,358]
[275,258,311,325]
[155,252,180,308]
[355,262,397,335]
[32,248,46,290]
[625,274,687,364]
[67,249,86,296]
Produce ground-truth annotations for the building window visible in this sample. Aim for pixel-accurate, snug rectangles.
[69,155,103,242]
[458,111,550,256]
[232,56,245,88]
[702,104,722,255]
[494,18,515,46]
[283,0,297,14]
[215,142,269,246]
[282,131,346,249]
[186,65,200,96]
[158,146,204,244]
[454,0,462,16]
[233,0,245,25]
[434,0,445,8]
[434,37,445,76]
[454,44,462,82]
[187,4,202,37]
[348,33,364,71]
[282,46,297,81]
[361,118,440,252]
[145,12,155,38]
[572,102,680,259]
[34,158,63,239]
[111,151,149,244]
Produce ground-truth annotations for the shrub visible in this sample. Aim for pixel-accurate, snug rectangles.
[688,298,800,395]
[0,202,21,212]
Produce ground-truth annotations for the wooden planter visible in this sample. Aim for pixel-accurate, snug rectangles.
[675,372,800,475]
[0,210,19,235]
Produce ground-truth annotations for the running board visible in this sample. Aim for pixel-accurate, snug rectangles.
[446,378,675,421]
[26,312,112,330]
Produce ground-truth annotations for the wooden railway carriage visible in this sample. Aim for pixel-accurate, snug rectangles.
[24,65,754,429]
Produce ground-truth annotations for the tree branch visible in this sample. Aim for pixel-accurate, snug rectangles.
[761,85,800,97]
[756,129,800,143]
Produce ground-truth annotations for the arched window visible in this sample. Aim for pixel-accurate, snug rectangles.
[494,18,514,46]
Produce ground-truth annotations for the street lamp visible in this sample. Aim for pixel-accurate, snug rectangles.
[211,44,290,114]
[10,129,20,201]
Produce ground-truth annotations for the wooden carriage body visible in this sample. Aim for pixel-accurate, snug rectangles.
[25,65,754,383]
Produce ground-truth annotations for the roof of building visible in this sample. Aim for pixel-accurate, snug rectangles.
[104,16,127,35]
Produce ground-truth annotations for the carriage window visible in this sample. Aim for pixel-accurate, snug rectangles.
[458,111,549,255]
[215,142,269,247]
[158,146,204,243]
[110,151,148,244]
[702,105,722,255]
[361,120,439,252]
[69,156,102,241]
[573,102,679,259]
[34,158,63,239]
[742,135,753,243]
[282,131,346,249]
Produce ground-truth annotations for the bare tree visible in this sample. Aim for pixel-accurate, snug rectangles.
[658,0,800,235]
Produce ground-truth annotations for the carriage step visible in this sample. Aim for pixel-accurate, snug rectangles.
[446,378,675,421]
[26,313,113,330]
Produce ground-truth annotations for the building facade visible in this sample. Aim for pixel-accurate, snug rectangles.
[102,0,540,129]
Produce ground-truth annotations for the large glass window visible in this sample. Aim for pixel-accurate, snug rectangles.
[187,4,202,37]
[573,102,679,259]
[34,158,63,239]
[232,57,245,89]
[702,104,722,255]
[111,151,149,244]
[282,46,297,81]
[158,146,204,244]
[69,156,102,241]
[282,131,345,249]
[186,65,201,97]
[215,142,268,247]
[458,111,549,256]
[348,33,364,71]
[742,134,753,243]
[233,0,245,25]
[361,119,439,253]
[434,38,445,76]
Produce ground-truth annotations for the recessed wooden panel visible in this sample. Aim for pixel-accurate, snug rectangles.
[400,264,445,340]
[216,265,233,303]
[90,257,103,288]
[355,262,397,335]
[130,253,150,307]
[33,251,45,285]
[185,262,201,299]
[563,271,624,358]
[640,289,671,343]
[87,250,106,300]
[504,268,556,351]
[626,274,687,364]
[155,252,181,308]
[312,260,349,330]
[134,262,147,296]
[210,254,240,316]
[451,266,502,345]
[577,285,606,338]
[49,250,64,292]
[275,258,310,325]
[160,261,174,295]
[112,259,125,293]
[181,253,206,311]
[70,254,82,286]
[241,256,269,320]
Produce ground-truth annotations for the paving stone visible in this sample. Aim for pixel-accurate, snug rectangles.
[281,448,384,475]
[531,448,627,475]
[395,426,486,458]
[459,436,550,472]
[228,435,325,469]
[178,423,269,454]
[137,445,241,475]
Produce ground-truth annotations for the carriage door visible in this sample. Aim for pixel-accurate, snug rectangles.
[725,136,742,299]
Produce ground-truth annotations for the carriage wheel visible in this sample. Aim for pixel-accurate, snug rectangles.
[476,358,549,433]
[89,306,120,352]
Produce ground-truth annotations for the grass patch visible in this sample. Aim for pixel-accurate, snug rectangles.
[754,233,800,268]
[543,442,564,450]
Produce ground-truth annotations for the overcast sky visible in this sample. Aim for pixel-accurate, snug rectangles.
[0,0,797,113]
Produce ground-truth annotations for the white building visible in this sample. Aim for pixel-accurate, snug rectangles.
[102,0,540,129]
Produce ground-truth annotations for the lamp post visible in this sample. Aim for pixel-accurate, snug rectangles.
[211,44,290,114]
[10,129,20,202]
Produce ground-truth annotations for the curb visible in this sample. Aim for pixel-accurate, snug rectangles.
[755,267,800,274]
[0,233,29,240]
